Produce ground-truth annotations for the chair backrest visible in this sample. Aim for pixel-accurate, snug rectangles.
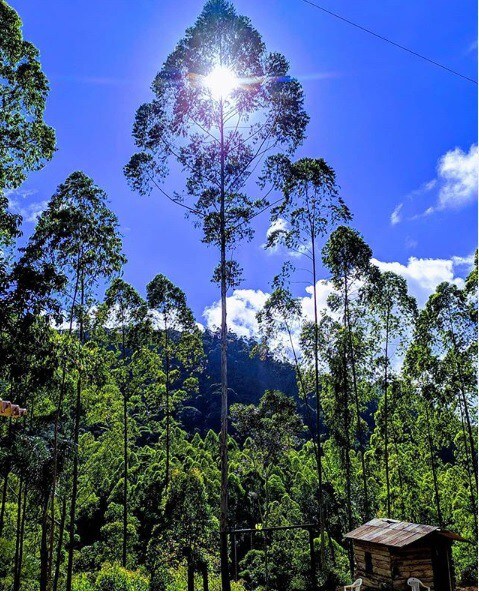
[352,578,362,590]
[407,577,428,591]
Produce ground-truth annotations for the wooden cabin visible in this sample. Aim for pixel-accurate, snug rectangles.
[345,518,466,591]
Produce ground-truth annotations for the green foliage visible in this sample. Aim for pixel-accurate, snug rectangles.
[0,2,476,591]
[0,0,56,192]
[93,562,150,591]
[125,0,309,286]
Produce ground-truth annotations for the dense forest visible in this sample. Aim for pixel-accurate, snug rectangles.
[0,0,477,590]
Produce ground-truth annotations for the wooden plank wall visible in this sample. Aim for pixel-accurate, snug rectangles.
[391,545,434,591]
[353,542,435,591]
[353,541,393,590]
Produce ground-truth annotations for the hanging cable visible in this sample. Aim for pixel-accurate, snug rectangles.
[298,0,478,85]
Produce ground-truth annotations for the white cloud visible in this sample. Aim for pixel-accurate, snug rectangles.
[203,254,474,344]
[390,203,403,225]
[300,280,336,320]
[262,217,288,253]
[202,281,337,340]
[203,289,269,339]
[391,144,478,223]
[7,188,47,223]
[372,255,472,307]
[404,237,418,250]
[451,254,475,267]
[435,144,478,211]
[466,39,478,54]
[262,217,312,258]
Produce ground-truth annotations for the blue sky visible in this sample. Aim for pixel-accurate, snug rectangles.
[9,0,478,331]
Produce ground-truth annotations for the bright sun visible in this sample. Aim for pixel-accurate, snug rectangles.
[204,65,238,99]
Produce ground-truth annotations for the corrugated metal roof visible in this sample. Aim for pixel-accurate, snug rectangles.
[344,519,466,547]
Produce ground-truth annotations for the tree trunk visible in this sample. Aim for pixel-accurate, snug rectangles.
[0,467,10,537]
[343,277,354,578]
[164,316,171,491]
[201,561,209,591]
[53,496,67,591]
[40,494,50,590]
[424,401,443,526]
[49,268,81,578]
[310,232,325,565]
[66,275,85,590]
[383,307,391,517]
[458,403,478,535]
[218,95,231,591]
[390,385,407,519]
[16,484,27,590]
[187,548,195,591]
[13,478,23,591]
[447,312,478,487]
[344,288,369,519]
[122,326,128,568]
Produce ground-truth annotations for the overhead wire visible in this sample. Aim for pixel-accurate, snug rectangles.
[298,0,478,85]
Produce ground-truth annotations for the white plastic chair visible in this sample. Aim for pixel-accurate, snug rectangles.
[344,578,362,591]
[407,577,430,591]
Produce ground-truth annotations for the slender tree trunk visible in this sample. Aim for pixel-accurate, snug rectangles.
[447,312,478,487]
[383,307,391,517]
[13,478,23,591]
[343,277,354,577]
[121,326,128,568]
[389,387,406,519]
[49,268,81,581]
[424,401,443,526]
[0,467,10,537]
[187,548,195,591]
[201,561,209,591]
[53,496,67,591]
[344,291,369,519]
[16,484,27,591]
[458,403,478,535]
[40,494,50,590]
[66,275,85,590]
[0,415,13,538]
[218,95,230,591]
[456,383,477,487]
[310,231,325,566]
[164,316,171,491]
[343,383,353,577]
[286,327,318,458]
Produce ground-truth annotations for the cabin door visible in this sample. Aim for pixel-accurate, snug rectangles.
[431,543,452,591]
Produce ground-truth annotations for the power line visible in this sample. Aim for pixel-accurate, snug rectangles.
[298,0,478,85]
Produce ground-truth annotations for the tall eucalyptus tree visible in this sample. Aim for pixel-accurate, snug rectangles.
[125,2,308,585]
[322,226,373,523]
[147,274,203,491]
[403,342,445,527]
[97,279,150,568]
[260,157,350,559]
[255,268,306,395]
[363,270,417,516]
[419,282,477,487]
[406,281,477,535]
[20,171,125,589]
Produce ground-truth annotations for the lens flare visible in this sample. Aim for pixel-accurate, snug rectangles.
[204,66,238,99]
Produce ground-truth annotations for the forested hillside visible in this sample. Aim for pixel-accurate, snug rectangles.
[183,332,299,433]
[0,0,477,591]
